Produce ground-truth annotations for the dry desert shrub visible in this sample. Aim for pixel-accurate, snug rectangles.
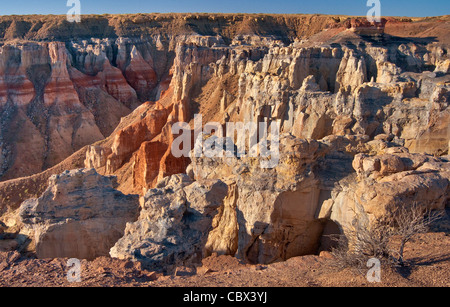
[390,203,445,266]
[329,203,445,272]
[328,216,394,274]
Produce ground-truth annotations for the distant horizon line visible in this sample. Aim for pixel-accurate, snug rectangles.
[0,12,448,18]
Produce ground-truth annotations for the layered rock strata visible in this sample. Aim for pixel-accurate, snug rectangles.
[19,169,140,259]
[109,134,449,266]
[0,14,448,269]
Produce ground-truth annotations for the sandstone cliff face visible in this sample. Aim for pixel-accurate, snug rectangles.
[106,133,449,267]
[0,36,177,182]
[0,14,449,269]
[110,174,228,272]
[191,135,331,264]
[0,41,120,181]
[1,15,449,184]
[19,169,140,260]
[329,146,450,232]
[110,135,334,266]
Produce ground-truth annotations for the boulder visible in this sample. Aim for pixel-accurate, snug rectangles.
[110,174,229,272]
[190,135,332,264]
[19,169,140,260]
[330,150,450,231]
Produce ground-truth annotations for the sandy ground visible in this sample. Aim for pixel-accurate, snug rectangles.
[0,232,448,288]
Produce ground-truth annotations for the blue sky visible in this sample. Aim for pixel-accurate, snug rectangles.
[0,0,448,17]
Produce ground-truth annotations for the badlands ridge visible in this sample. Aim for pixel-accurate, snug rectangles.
[0,14,448,274]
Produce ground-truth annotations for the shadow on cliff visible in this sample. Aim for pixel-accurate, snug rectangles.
[372,34,438,47]
[39,17,119,41]
[331,34,439,74]
[330,34,438,48]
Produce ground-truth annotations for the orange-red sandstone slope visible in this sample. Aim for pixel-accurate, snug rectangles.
[0,14,448,182]
[0,13,448,215]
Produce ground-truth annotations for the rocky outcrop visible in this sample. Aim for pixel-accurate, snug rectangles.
[329,147,450,232]
[110,174,228,272]
[335,49,367,92]
[0,41,132,182]
[108,134,355,265]
[406,85,450,155]
[124,46,158,102]
[0,36,175,182]
[106,102,170,174]
[79,98,191,195]
[345,18,387,37]
[0,14,449,271]
[0,42,103,181]
[1,15,449,185]
[19,169,140,260]
[107,130,449,268]
[188,134,366,264]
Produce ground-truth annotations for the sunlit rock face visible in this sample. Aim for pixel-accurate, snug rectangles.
[0,14,449,268]
[19,169,140,260]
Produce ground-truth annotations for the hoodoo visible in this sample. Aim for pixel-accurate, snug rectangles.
[0,13,448,286]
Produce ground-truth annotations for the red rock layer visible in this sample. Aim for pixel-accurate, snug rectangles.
[0,39,164,182]
[124,46,158,102]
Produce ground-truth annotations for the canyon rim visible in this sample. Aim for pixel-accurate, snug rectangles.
[0,5,449,288]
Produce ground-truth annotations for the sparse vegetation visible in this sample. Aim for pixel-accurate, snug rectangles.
[329,203,446,272]
[391,204,445,266]
[329,215,394,273]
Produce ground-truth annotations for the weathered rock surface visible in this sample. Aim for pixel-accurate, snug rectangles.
[110,174,228,272]
[1,14,449,184]
[330,148,450,231]
[0,14,449,271]
[187,134,355,264]
[108,131,449,268]
[19,169,140,260]
[0,40,132,182]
